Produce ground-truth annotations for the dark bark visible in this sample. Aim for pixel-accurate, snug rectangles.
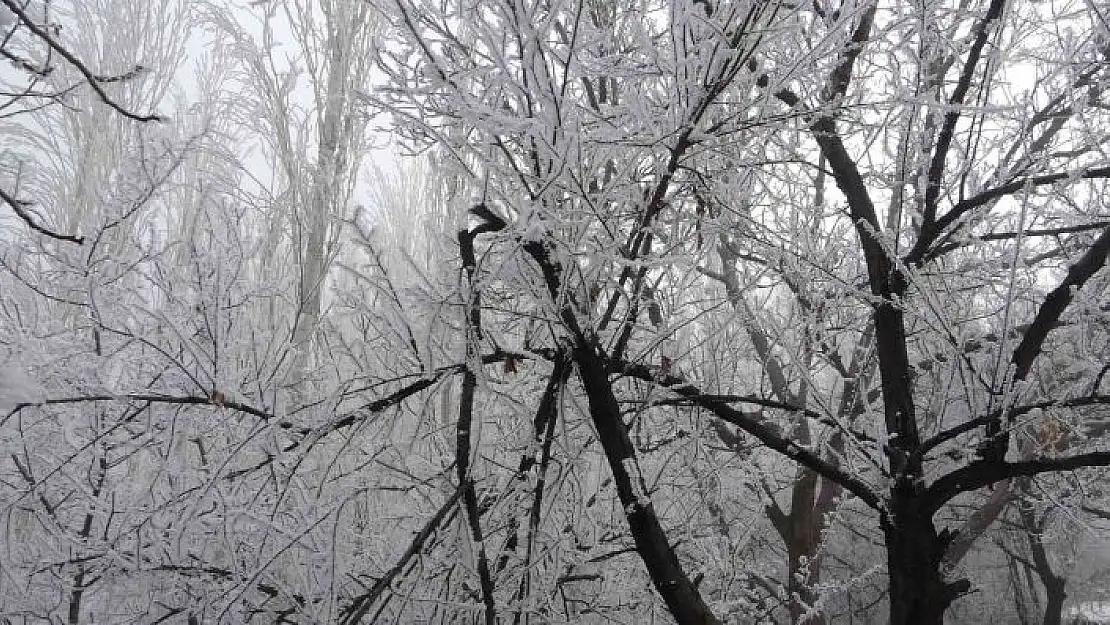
[1041,577,1066,625]
[458,221,500,625]
[574,343,722,625]
[68,454,107,624]
[884,491,970,625]
[0,187,85,244]
[0,0,161,121]
[927,453,1110,511]
[1011,224,1110,381]
[919,0,1009,227]
[786,467,824,625]
[516,209,720,624]
[811,115,922,476]
[740,3,1109,623]
[911,168,1110,265]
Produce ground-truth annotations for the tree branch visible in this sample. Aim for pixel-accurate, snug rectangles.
[4,351,530,435]
[1011,224,1110,381]
[616,363,882,511]
[0,0,161,122]
[920,0,1009,228]
[339,486,464,625]
[926,220,1110,260]
[970,223,1110,461]
[926,452,1110,511]
[649,393,877,445]
[456,220,498,625]
[921,395,1110,455]
[0,186,83,243]
[909,166,1110,264]
[573,343,724,624]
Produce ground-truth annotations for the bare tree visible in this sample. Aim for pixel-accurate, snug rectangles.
[376,0,1110,622]
[2,0,1109,623]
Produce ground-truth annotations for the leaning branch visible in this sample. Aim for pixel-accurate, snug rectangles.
[1010,224,1110,381]
[339,486,464,625]
[970,224,1110,461]
[515,210,723,624]
[920,395,1110,455]
[920,0,1009,227]
[649,393,877,445]
[574,343,724,624]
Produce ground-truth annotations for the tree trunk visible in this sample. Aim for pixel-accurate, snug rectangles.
[1041,577,1066,625]
[787,468,824,625]
[885,491,968,625]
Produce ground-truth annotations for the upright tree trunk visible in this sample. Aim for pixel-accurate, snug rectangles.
[1040,578,1066,625]
[786,468,824,625]
[884,489,970,625]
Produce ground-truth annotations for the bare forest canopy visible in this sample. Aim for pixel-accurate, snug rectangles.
[1,0,1109,623]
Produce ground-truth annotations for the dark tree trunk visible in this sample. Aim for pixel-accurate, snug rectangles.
[1041,577,1066,625]
[884,489,969,625]
[787,468,824,625]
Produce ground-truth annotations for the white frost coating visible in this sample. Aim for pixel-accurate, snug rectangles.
[1068,602,1110,623]
[0,360,41,414]
[622,457,651,509]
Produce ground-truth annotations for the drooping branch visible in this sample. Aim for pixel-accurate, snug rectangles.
[0,0,161,122]
[0,186,84,243]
